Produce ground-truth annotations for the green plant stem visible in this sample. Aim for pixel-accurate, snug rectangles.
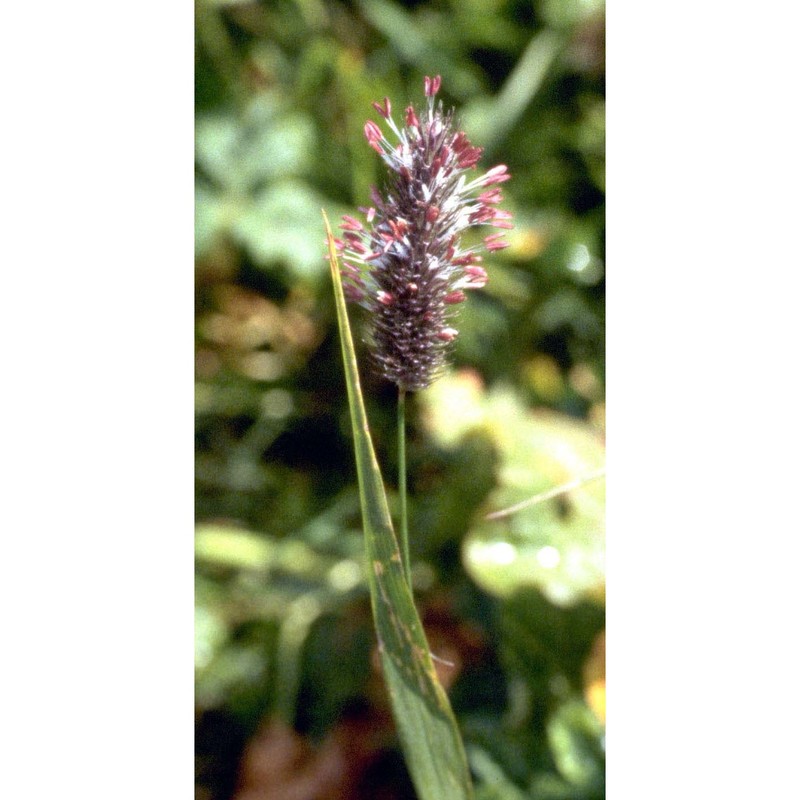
[397,387,412,589]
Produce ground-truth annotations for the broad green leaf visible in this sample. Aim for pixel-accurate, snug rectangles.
[234,180,337,279]
[195,97,315,193]
[323,210,474,799]
[419,374,605,606]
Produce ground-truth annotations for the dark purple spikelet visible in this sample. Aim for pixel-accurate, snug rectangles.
[336,75,512,391]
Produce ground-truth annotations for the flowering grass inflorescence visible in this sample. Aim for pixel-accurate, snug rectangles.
[336,75,512,391]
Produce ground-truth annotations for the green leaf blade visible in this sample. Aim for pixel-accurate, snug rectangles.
[323,210,474,800]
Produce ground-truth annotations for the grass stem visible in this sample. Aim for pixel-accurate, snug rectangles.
[397,387,412,588]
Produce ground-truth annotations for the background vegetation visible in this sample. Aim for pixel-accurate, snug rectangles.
[195,0,605,797]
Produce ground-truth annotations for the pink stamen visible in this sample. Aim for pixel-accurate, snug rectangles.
[340,215,363,231]
[484,238,510,252]
[469,207,494,224]
[364,121,383,154]
[465,266,489,287]
[371,97,392,119]
[424,75,442,97]
[486,173,511,185]
[437,327,458,341]
[444,291,466,304]
[484,165,508,179]
[388,219,408,238]
[478,189,503,205]
[376,291,394,306]
[405,105,420,129]
[458,146,483,168]
[344,284,365,302]
[342,269,365,287]
[481,165,511,185]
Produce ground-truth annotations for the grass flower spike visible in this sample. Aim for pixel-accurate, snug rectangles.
[336,75,512,391]
[322,74,513,799]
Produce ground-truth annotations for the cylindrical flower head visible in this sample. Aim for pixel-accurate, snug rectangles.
[336,75,512,391]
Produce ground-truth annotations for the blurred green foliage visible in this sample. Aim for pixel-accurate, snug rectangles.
[196,0,604,797]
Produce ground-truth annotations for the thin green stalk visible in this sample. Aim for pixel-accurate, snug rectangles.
[397,387,411,588]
